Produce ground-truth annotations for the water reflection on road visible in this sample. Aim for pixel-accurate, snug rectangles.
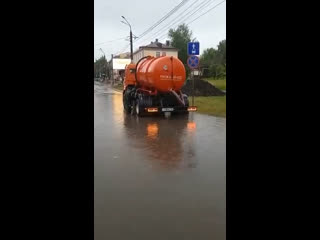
[122,113,198,171]
[94,84,226,240]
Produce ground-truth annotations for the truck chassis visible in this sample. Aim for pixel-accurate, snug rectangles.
[123,86,194,116]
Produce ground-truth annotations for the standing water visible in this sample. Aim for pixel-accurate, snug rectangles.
[94,83,226,240]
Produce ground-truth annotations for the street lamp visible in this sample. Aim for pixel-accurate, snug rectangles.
[99,48,105,56]
[121,16,133,62]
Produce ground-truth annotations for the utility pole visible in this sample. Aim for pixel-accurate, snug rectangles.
[130,30,133,62]
[121,16,133,63]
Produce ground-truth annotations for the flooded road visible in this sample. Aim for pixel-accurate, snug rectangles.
[94,83,226,240]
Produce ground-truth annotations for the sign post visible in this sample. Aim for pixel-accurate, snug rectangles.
[187,42,200,107]
[193,70,195,106]
[188,42,200,55]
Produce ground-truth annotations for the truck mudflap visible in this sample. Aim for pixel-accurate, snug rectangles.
[143,106,197,113]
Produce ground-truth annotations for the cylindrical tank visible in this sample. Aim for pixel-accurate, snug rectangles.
[136,56,186,92]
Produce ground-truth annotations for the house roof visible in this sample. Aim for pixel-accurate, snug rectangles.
[113,52,130,59]
[143,41,176,49]
[133,40,177,55]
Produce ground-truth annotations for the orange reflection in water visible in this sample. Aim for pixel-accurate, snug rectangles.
[147,123,159,139]
[112,94,124,123]
[112,94,123,113]
[187,122,196,132]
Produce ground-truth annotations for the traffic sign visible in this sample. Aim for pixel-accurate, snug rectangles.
[188,42,199,55]
[187,56,199,69]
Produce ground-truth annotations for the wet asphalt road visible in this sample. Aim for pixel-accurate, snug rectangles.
[94,83,226,240]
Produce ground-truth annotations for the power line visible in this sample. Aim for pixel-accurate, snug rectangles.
[153,0,218,42]
[94,37,128,46]
[111,0,192,56]
[114,43,131,56]
[117,45,130,55]
[141,0,215,46]
[133,0,201,46]
[98,35,135,55]
[110,0,225,56]
[96,35,137,54]
[137,0,217,47]
[156,0,225,42]
[187,0,226,25]
[137,0,190,39]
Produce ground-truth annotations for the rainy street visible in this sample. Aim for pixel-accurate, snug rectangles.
[94,82,226,240]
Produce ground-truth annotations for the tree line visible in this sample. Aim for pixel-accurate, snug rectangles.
[94,56,109,79]
[200,40,226,79]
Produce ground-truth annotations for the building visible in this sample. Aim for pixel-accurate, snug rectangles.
[133,39,178,63]
[109,52,131,82]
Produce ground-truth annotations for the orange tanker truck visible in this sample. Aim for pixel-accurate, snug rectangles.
[122,55,197,116]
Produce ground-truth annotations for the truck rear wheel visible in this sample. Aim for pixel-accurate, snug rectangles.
[123,88,135,114]
[135,98,142,116]
[123,92,131,114]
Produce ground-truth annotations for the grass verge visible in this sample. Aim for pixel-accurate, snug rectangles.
[203,78,226,91]
[188,96,226,117]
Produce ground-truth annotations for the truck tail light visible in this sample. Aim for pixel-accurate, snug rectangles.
[146,108,158,112]
[187,106,197,111]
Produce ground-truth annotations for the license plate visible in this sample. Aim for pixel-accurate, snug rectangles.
[162,108,174,112]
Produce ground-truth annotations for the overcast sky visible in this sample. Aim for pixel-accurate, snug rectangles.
[94,0,226,61]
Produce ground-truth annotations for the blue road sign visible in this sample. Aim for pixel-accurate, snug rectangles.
[187,56,200,69]
[188,42,200,55]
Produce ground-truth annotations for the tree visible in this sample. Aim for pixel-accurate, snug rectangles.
[201,48,217,66]
[200,40,226,79]
[216,40,226,67]
[168,24,195,68]
[94,56,109,79]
